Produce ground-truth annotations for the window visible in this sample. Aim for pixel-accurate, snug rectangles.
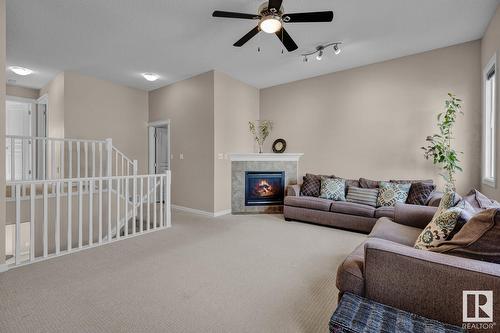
[483,55,497,187]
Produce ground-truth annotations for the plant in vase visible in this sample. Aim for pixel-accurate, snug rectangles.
[249,120,273,153]
[421,93,463,192]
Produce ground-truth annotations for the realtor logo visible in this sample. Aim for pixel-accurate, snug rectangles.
[463,291,493,323]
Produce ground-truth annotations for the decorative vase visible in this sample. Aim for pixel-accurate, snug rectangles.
[249,120,273,154]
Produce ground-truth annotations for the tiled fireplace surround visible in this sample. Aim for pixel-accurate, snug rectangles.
[230,153,303,214]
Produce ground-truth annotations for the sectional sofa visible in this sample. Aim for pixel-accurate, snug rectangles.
[284,179,442,233]
[336,207,500,327]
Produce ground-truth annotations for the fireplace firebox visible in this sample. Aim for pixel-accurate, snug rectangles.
[245,171,285,206]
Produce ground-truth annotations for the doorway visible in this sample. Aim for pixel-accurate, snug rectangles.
[148,120,171,175]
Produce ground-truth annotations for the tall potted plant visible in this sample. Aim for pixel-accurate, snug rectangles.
[421,93,463,192]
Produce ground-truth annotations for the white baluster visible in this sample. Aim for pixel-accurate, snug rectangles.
[99,142,103,177]
[153,177,157,229]
[92,142,96,177]
[132,176,137,235]
[31,138,36,180]
[15,184,21,265]
[108,178,112,241]
[30,183,35,261]
[116,178,121,240]
[60,141,65,179]
[78,180,83,249]
[125,177,129,237]
[89,179,93,246]
[140,177,144,233]
[147,177,151,231]
[10,137,15,181]
[98,178,103,244]
[84,142,88,180]
[166,171,171,228]
[42,138,46,179]
[68,180,72,252]
[55,182,61,255]
[160,175,164,227]
[76,142,81,179]
[68,141,73,178]
[43,183,48,258]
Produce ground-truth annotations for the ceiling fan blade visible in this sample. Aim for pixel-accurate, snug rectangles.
[283,11,334,23]
[212,11,260,20]
[234,26,260,47]
[275,28,298,52]
[268,0,283,11]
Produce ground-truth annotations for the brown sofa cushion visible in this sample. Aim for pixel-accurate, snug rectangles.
[406,182,436,206]
[390,179,434,184]
[375,206,395,219]
[369,217,422,247]
[430,209,500,264]
[336,242,365,296]
[330,201,375,218]
[300,173,334,197]
[284,196,333,212]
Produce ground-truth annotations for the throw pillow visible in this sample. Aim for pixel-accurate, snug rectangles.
[346,187,379,207]
[319,177,346,201]
[390,179,434,185]
[376,181,411,207]
[429,208,500,264]
[359,178,383,189]
[414,192,463,250]
[406,182,436,206]
[463,189,500,209]
[301,174,333,197]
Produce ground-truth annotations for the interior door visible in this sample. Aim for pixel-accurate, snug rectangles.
[6,100,32,180]
[155,127,169,174]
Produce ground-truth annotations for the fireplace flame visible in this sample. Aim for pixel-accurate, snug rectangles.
[253,179,275,197]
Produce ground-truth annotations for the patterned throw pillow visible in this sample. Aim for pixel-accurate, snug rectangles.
[319,177,346,201]
[301,174,323,197]
[406,182,436,205]
[346,187,379,207]
[414,192,464,250]
[376,181,411,207]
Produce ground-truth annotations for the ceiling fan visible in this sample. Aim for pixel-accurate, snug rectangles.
[212,0,334,52]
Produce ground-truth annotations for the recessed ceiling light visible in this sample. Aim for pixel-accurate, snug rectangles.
[142,73,160,82]
[9,66,34,76]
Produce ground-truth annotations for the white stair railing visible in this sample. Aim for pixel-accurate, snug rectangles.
[5,171,171,268]
[6,135,138,182]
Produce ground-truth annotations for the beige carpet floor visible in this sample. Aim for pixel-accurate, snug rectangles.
[0,211,366,333]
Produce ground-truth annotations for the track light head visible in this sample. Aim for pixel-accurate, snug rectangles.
[316,50,323,61]
[333,44,341,55]
[303,56,308,62]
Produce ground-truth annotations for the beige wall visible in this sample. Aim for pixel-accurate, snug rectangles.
[149,71,215,212]
[480,4,500,200]
[260,41,482,194]
[214,71,259,212]
[0,0,6,266]
[63,72,149,173]
[6,84,39,100]
[40,72,65,138]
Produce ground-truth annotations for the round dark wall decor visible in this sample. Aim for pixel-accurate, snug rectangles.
[272,139,287,153]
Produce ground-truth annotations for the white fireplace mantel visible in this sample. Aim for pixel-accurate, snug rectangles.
[229,153,303,162]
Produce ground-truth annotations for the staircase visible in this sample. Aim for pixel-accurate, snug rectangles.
[5,135,171,268]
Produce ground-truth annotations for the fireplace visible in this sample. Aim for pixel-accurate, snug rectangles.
[245,171,285,206]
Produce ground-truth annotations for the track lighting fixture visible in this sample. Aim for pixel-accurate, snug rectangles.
[301,42,342,62]
[303,56,308,62]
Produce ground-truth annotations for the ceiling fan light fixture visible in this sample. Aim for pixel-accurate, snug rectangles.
[259,16,282,34]
[142,73,160,82]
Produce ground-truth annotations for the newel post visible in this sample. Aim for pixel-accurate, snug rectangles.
[165,170,171,228]
[105,138,112,177]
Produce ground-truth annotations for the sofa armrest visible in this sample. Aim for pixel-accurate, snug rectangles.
[286,184,301,197]
[393,203,437,229]
[364,239,500,327]
[427,191,443,207]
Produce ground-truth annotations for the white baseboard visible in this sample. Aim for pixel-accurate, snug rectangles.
[0,263,9,273]
[172,205,231,218]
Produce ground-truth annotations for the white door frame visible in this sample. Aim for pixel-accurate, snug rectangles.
[148,120,171,174]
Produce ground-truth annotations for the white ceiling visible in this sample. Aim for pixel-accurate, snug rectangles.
[5,0,500,91]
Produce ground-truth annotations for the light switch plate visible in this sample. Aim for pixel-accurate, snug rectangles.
[217,153,224,160]
[180,153,184,160]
